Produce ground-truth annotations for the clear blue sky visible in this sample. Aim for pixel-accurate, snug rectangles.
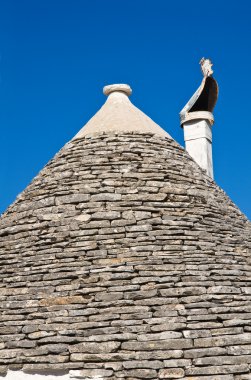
[0,0,251,219]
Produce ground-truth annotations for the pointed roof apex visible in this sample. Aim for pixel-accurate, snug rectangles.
[72,84,171,140]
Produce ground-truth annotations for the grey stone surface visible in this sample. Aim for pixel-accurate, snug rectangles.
[159,368,185,378]
[0,132,251,379]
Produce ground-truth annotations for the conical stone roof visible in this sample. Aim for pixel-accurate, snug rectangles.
[0,85,251,379]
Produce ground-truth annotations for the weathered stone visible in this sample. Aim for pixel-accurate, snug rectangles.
[184,376,234,380]
[74,214,91,222]
[124,289,157,300]
[91,211,120,220]
[28,331,56,339]
[83,332,136,342]
[123,360,164,369]
[56,194,90,204]
[121,339,193,351]
[70,341,121,353]
[227,344,251,355]
[137,331,182,340]
[194,333,251,348]
[186,321,222,329]
[186,364,249,375]
[211,327,243,336]
[184,329,212,339]
[223,319,248,327]
[69,369,113,378]
[207,286,241,294]
[45,344,69,354]
[39,296,88,306]
[194,355,251,366]
[159,368,185,378]
[0,350,21,360]
[0,366,7,375]
[163,358,191,367]
[22,324,39,334]
[91,193,122,201]
[6,340,36,349]
[150,322,186,332]
[0,327,22,334]
[70,350,183,362]
[94,292,124,301]
[120,368,158,378]
[184,347,227,358]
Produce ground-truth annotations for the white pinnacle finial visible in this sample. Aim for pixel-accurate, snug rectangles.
[200,57,213,77]
[103,84,132,97]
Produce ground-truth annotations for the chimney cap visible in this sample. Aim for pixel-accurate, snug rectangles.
[179,59,219,126]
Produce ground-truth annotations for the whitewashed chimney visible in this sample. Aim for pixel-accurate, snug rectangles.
[180,58,218,178]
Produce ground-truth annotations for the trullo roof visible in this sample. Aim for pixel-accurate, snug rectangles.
[0,84,251,380]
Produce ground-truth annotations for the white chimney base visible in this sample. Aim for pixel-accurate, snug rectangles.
[183,118,213,179]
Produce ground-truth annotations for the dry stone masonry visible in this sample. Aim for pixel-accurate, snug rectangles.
[0,131,251,379]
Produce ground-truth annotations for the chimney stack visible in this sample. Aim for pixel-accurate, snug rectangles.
[180,58,218,178]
